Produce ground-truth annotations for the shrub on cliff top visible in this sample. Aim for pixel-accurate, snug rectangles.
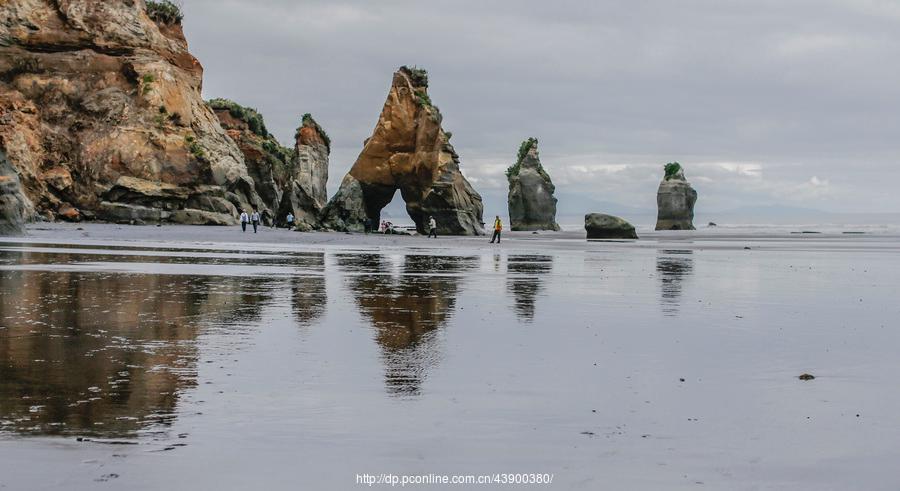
[208,98,270,139]
[506,137,539,178]
[400,65,429,87]
[296,113,331,152]
[146,0,183,25]
[664,162,682,180]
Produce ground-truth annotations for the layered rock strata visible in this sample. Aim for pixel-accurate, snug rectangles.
[320,67,483,235]
[507,138,559,231]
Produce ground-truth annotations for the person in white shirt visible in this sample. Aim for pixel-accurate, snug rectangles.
[286,212,294,230]
[250,209,260,233]
[427,216,437,238]
[239,211,249,232]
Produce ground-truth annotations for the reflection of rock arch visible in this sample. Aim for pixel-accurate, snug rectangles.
[336,253,477,396]
[656,250,694,315]
[506,255,554,322]
[320,68,483,235]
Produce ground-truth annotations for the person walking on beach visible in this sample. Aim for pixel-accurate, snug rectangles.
[250,209,260,233]
[427,216,438,238]
[240,210,249,232]
[490,215,502,243]
[286,212,294,230]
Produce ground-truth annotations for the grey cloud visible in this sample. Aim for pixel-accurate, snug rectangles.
[181,0,900,216]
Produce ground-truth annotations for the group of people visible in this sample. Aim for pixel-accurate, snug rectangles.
[237,210,504,243]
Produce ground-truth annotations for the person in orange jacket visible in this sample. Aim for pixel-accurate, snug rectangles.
[490,215,502,243]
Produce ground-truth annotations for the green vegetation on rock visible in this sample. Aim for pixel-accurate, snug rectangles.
[184,134,206,161]
[400,65,429,87]
[296,113,331,152]
[208,98,270,139]
[664,162,682,180]
[145,0,183,25]
[506,137,539,178]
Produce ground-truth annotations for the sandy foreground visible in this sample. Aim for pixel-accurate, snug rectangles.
[1,223,899,490]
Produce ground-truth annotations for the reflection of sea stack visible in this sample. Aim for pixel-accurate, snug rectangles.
[507,139,560,231]
[655,162,697,230]
[320,66,484,235]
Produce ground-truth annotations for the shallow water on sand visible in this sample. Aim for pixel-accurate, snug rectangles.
[1,236,899,490]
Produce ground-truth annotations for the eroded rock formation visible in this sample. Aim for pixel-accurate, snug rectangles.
[655,162,697,230]
[211,98,292,224]
[320,67,483,235]
[277,114,330,230]
[0,150,28,235]
[585,213,638,239]
[507,138,559,231]
[0,0,263,225]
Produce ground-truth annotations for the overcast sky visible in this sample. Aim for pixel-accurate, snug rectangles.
[182,0,900,219]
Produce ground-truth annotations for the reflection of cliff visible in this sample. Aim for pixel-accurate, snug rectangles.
[656,250,694,315]
[292,253,326,327]
[336,254,476,396]
[0,267,272,437]
[506,255,553,322]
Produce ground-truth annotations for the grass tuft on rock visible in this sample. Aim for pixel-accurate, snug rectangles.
[296,113,331,152]
[664,162,682,180]
[400,65,429,87]
[208,98,270,139]
[506,137,539,178]
[146,0,183,25]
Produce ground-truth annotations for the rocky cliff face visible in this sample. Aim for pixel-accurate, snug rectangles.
[655,162,697,230]
[0,150,28,235]
[320,67,483,235]
[277,114,329,230]
[211,98,292,224]
[507,138,559,231]
[0,0,262,225]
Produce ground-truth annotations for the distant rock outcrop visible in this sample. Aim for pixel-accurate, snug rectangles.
[0,150,28,235]
[320,67,483,235]
[0,0,262,225]
[507,138,559,231]
[211,98,293,224]
[655,162,697,230]
[277,114,330,231]
[585,213,638,239]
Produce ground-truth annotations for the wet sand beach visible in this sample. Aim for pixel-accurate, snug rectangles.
[1,224,899,490]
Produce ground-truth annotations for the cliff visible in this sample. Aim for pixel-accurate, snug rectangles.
[277,114,329,230]
[507,138,559,231]
[320,66,483,235]
[0,0,263,225]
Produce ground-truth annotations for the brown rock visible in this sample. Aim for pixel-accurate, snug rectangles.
[0,0,262,224]
[320,67,483,235]
[58,203,81,222]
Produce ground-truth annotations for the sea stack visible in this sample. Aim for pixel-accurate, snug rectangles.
[0,0,263,225]
[278,114,330,231]
[655,162,697,230]
[507,138,560,231]
[320,66,484,235]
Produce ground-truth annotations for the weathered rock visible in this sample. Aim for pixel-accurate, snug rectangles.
[656,162,697,230]
[0,150,29,235]
[507,138,559,231]
[320,67,483,235]
[585,213,638,239]
[0,0,262,224]
[276,114,330,230]
[57,203,81,222]
[210,99,289,224]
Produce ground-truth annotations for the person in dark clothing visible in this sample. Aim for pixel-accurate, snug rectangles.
[427,216,438,238]
[250,209,260,233]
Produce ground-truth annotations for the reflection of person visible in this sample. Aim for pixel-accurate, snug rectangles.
[364,218,371,234]
[286,212,294,230]
[240,210,249,232]
[427,216,437,238]
[490,215,502,243]
[251,209,260,233]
